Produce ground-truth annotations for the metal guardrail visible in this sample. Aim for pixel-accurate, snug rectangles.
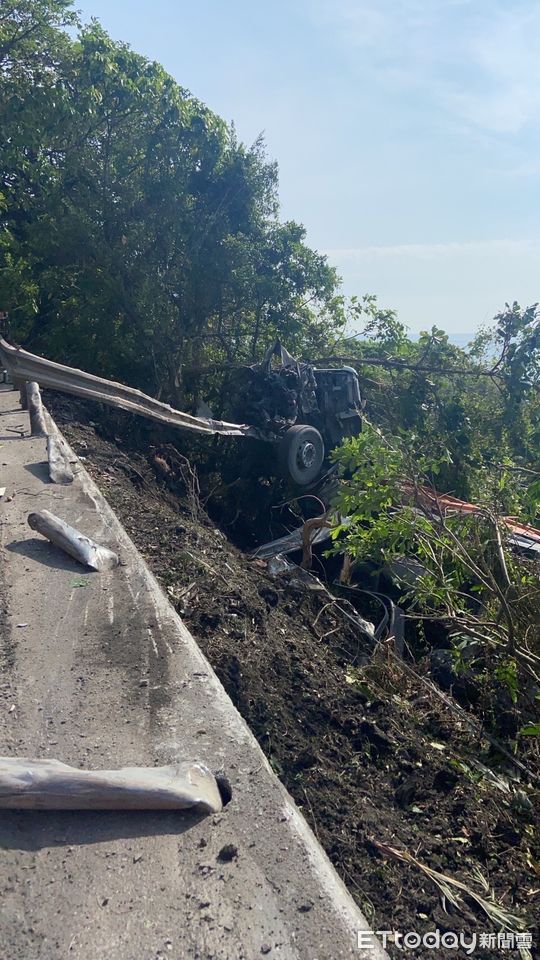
[0,338,257,439]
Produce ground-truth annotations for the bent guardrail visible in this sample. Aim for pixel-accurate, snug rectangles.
[0,338,257,438]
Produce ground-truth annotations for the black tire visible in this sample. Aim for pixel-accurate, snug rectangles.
[279,425,325,486]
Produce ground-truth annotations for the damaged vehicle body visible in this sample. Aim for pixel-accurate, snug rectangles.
[227,341,363,485]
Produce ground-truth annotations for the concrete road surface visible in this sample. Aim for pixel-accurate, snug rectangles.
[0,385,386,960]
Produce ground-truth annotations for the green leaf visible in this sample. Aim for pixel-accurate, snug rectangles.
[518,724,540,737]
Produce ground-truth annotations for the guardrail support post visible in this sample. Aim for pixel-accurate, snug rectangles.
[26,381,47,437]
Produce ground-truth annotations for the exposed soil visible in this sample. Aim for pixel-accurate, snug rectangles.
[47,394,539,959]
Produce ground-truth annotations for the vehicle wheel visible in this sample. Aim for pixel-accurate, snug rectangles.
[279,425,325,486]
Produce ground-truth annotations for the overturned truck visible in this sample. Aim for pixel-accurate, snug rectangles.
[227,342,363,485]
[0,338,363,486]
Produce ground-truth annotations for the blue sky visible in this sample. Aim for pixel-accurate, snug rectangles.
[76,0,540,340]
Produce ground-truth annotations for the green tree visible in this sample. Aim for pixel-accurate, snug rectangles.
[1,1,344,402]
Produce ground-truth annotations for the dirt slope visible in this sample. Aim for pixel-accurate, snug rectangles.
[49,395,539,960]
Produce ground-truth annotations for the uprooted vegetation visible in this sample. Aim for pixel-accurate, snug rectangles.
[48,393,539,960]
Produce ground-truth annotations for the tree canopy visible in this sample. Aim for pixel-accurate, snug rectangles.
[2,0,539,466]
[1,0,343,400]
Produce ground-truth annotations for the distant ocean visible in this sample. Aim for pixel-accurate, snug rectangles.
[410,332,473,348]
[449,333,472,348]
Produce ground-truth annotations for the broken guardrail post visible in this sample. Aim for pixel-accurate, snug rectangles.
[19,380,75,483]
[47,434,74,485]
[0,757,224,813]
[26,381,47,437]
[28,509,119,571]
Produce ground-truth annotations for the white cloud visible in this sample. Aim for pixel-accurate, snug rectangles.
[447,6,540,133]
[325,239,540,261]
[311,0,540,134]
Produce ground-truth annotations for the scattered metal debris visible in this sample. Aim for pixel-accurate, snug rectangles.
[265,551,375,642]
[407,484,540,559]
[266,554,295,577]
[251,523,334,560]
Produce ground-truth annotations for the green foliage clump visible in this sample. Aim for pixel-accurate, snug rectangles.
[331,420,540,735]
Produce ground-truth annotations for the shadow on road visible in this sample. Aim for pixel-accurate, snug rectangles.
[0,808,209,850]
[6,537,92,573]
[24,461,51,482]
